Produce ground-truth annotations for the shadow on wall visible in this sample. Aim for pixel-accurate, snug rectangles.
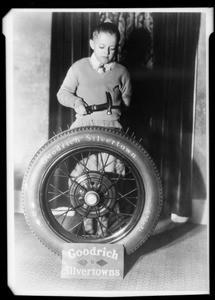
[121,26,152,68]
[120,73,206,219]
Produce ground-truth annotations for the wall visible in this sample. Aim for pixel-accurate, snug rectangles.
[191,13,208,224]
[11,11,52,211]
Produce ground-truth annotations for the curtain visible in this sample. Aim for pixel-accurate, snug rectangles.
[48,13,100,208]
[49,12,100,137]
[149,13,201,217]
[48,12,201,217]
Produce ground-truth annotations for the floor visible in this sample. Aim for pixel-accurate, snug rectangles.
[10,213,209,296]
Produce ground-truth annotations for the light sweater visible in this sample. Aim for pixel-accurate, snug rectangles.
[57,57,132,121]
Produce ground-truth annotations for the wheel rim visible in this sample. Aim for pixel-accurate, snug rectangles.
[40,147,145,243]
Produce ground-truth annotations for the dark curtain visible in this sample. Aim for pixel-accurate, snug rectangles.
[123,13,201,217]
[49,12,100,137]
[48,13,100,209]
[151,13,200,217]
[48,12,201,217]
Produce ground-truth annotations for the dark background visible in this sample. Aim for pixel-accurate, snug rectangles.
[48,12,204,218]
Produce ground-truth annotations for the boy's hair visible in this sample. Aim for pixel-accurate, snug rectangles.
[92,22,120,43]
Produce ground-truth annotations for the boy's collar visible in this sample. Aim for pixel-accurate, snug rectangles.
[90,53,114,71]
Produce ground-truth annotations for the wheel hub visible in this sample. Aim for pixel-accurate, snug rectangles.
[84,191,100,206]
[69,171,116,218]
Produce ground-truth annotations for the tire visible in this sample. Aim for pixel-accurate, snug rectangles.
[22,126,163,255]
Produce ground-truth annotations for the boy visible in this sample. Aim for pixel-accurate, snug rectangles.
[57,22,132,129]
[57,22,132,235]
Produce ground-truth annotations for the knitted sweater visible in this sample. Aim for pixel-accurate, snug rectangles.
[57,57,132,121]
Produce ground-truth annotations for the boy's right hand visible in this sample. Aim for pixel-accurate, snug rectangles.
[74,98,87,115]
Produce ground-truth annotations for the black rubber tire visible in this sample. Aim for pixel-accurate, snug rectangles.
[22,126,163,255]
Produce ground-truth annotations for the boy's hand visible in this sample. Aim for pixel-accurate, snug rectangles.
[74,98,87,115]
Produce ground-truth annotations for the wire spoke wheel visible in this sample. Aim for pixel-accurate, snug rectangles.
[41,148,144,243]
[22,127,163,255]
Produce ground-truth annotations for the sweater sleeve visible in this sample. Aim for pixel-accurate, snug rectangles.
[120,68,132,108]
[57,64,81,108]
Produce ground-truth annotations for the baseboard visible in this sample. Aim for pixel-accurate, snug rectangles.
[191,199,208,225]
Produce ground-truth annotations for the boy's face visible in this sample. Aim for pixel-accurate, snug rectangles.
[90,32,118,64]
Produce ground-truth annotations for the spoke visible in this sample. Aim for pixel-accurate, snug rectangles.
[99,152,105,172]
[57,165,70,179]
[117,197,136,208]
[97,155,113,191]
[48,186,69,202]
[82,223,87,238]
[117,188,138,199]
[71,154,91,172]
[63,161,71,176]
[54,209,72,219]
[95,208,105,237]
[85,151,92,165]
[83,151,93,168]
[48,191,61,195]
[97,154,107,187]
[96,154,106,188]
[49,184,69,194]
[76,220,82,236]
[101,203,133,229]
[67,207,91,232]
[118,212,133,217]
[81,152,92,187]
[110,206,123,229]
[83,206,92,219]
[95,206,101,219]
[72,179,88,192]
[97,153,111,189]
[110,177,135,181]
[74,207,92,237]
[117,190,137,207]
[98,158,117,172]
[60,205,72,226]
[56,164,89,190]
[113,159,125,173]
[109,217,130,232]
[101,202,125,223]
[124,169,133,177]
[102,196,138,200]
[96,203,125,232]
[98,157,118,173]
[102,173,122,194]
[102,169,133,194]
[95,207,113,235]
[68,220,83,232]
[59,161,88,191]
[64,171,89,191]
[100,153,110,173]
[121,196,138,199]
[72,203,87,216]
[53,174,68,178]
[53,203,83,219]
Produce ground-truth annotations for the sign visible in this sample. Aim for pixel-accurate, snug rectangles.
[61,243,124,279]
